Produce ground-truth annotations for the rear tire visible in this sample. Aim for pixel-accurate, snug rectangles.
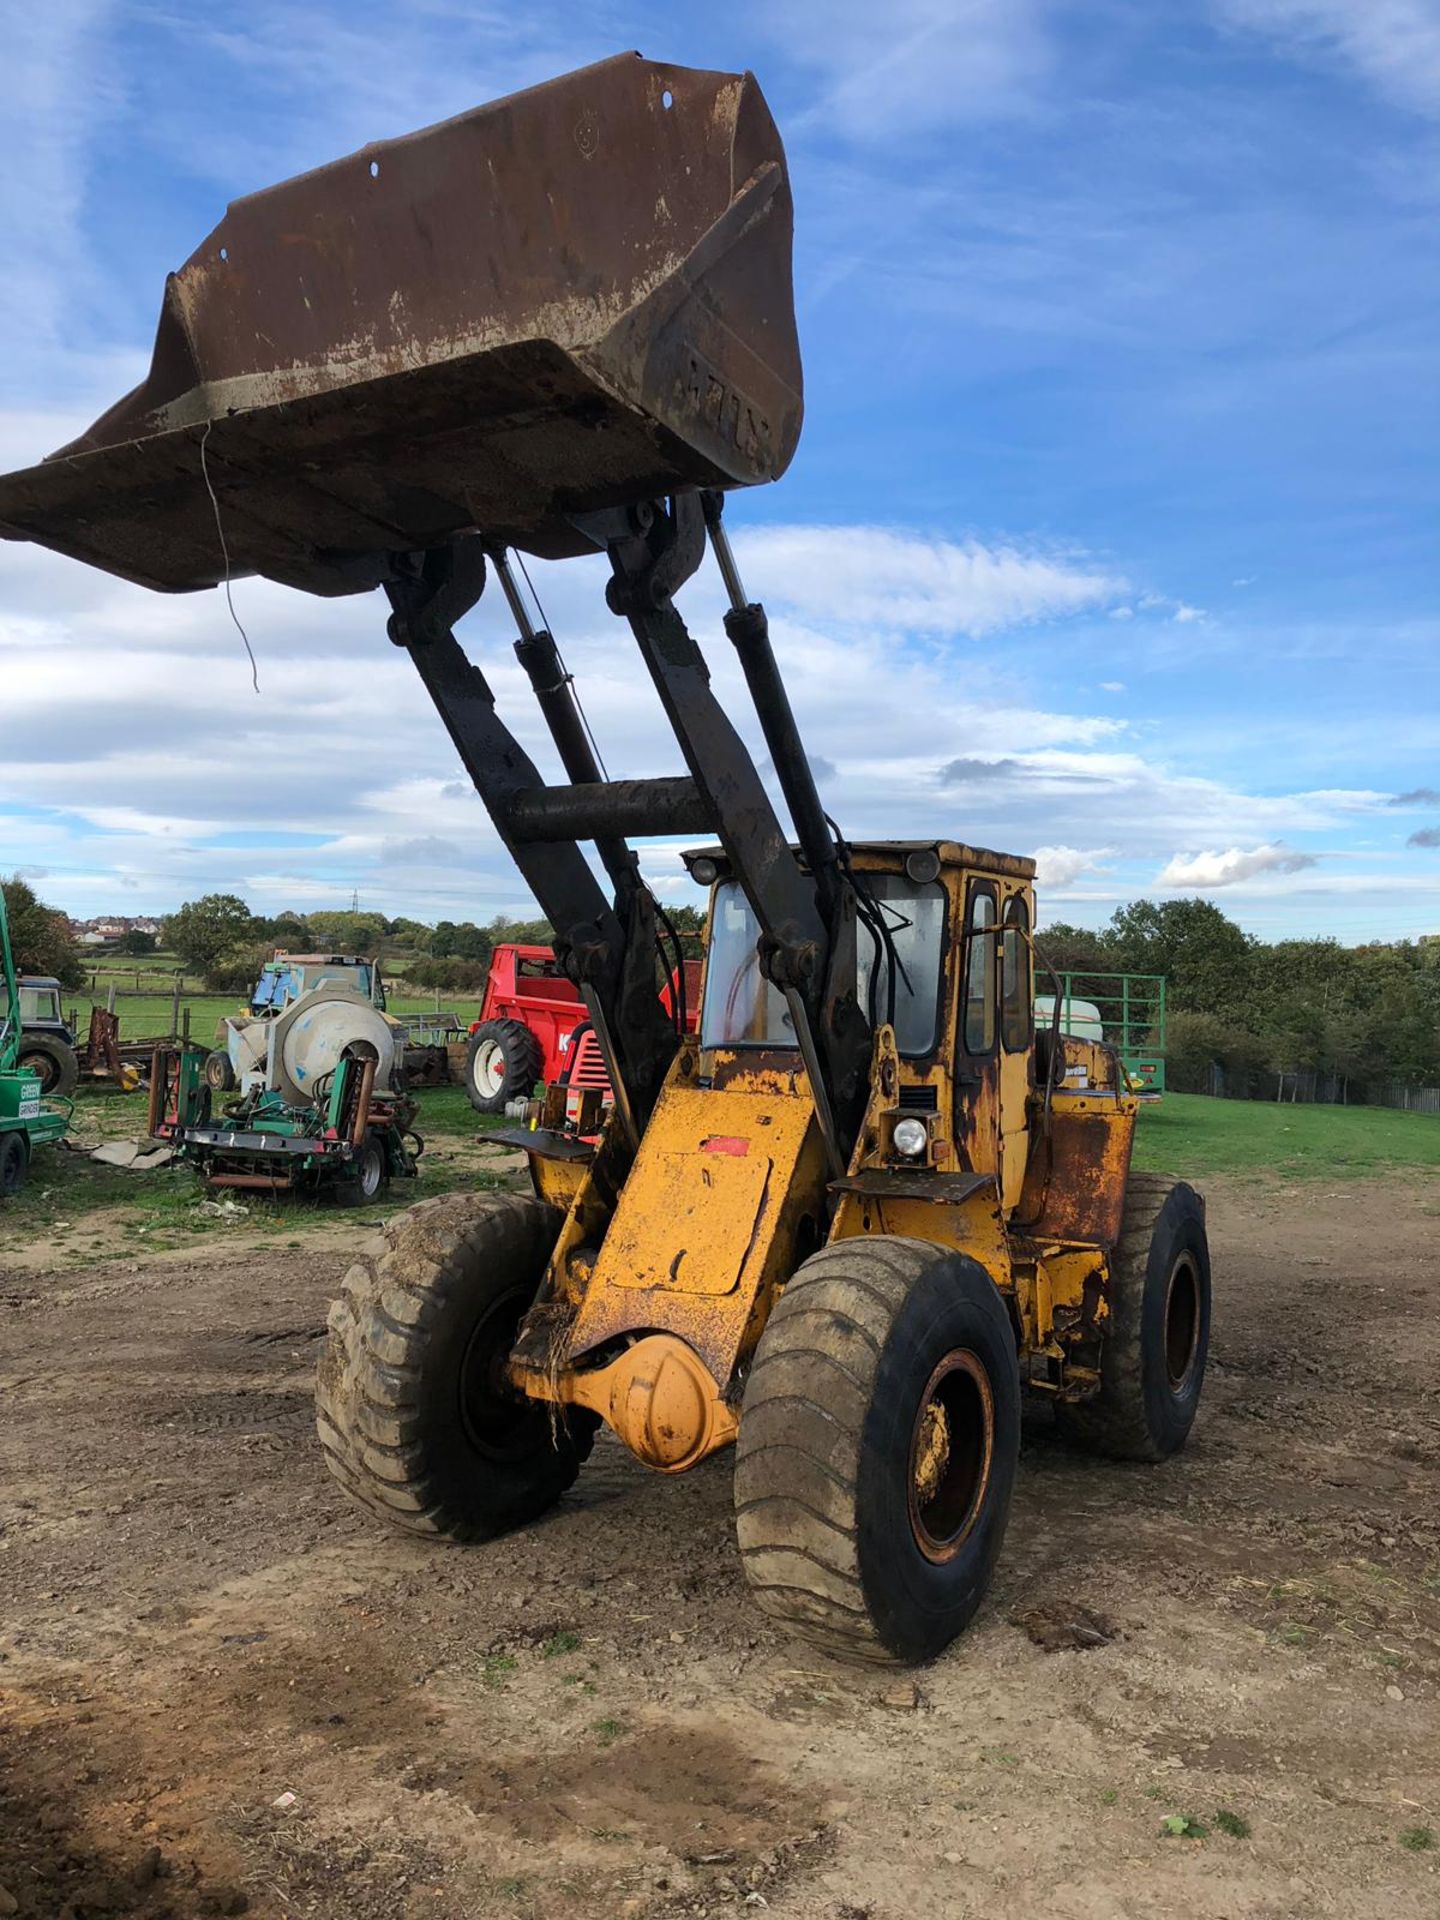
[735,1236,1021,1665]
[0,1132,28,1197]
[465,1019,543,1115]
[204,1048,236,1092]
[315,1191,596,1537]
[1054,1173,1210,1461]
[16,1034,78,1099]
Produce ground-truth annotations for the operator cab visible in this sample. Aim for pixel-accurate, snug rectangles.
[253,953,386,1016]
[683,840,1039,1208]
[17,978,75,1044]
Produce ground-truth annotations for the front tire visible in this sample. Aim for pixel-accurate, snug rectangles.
[1055,1173,1210,1460]
[0,1132,28,1198]
[315,1192,596,1538]
[17,1034,78,1099]
[735,1236,1021,1665]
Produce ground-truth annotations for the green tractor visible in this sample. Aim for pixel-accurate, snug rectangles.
[0,889,71,1197]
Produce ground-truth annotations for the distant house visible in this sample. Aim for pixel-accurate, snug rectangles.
[71,915,162,948]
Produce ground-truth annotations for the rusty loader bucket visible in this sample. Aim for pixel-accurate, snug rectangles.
[0,55,801,597]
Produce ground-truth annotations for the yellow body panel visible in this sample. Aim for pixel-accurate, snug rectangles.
[560,1054,826,1385]
[598,1146,773,1295]
[830,1183,1010,1281]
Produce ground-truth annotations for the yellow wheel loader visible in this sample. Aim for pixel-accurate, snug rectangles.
[0,53,1210,1663]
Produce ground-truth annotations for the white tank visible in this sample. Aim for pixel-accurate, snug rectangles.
[264,990,403,1108]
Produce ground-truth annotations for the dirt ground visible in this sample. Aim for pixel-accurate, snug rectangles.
[2,1174,1437,1920]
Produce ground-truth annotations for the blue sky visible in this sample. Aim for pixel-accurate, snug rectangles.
[1,0,1437,937]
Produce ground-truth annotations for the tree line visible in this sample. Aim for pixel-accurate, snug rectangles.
[1042,897,1440,1093]
[8,877,1434,1090]
[1,883,708,1000]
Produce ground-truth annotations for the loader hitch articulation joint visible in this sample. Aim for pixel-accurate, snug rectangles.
[383,539,489,650]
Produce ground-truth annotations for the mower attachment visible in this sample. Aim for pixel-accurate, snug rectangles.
[0,55,801,596]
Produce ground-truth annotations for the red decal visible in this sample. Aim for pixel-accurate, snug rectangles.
[700,1136,750,1157]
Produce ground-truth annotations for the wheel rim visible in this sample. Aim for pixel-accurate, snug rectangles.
[1163,1251,1202,1392]
[458,1287,547,1460]
[360,1147,383,1200]
[473,1039,505,1098]
[907,1348,995,1563]
[19,1052,56,1093]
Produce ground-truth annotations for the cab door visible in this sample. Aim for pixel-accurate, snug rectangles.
[954,879,1001,1176]
[997,887,1035,1213]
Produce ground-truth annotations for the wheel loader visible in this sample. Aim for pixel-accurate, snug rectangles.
[0,53,1210,1662]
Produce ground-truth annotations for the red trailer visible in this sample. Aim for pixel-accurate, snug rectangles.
[465,945,699,1113]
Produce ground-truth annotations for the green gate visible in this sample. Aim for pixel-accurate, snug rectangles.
[1035,973,1167,1096]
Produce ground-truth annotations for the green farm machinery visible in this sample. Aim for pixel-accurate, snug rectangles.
[0,889,71,1197]
[150,985,421,1204]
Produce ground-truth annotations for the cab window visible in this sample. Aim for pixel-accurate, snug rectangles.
[700,874,947,1055]
[855,874,947,1055]
[963,885,997,1054]
[19,984,59,1024]
[1001,895,1032,1051]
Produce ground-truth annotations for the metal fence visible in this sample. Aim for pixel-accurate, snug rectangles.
[1367,1081,1440,1116]
[1204,1062,1440,1113]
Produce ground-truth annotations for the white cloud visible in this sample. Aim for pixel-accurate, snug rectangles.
[0,482,1142,917]
[1171,603,1206,624]
[1217,1,1440,116]
[1032,845,1112,887]
[0,410,1419,936]
[752,0,1053,138]
[1156,843,1319,887]
[733,526,1127,638]
[1100,679,1126,691]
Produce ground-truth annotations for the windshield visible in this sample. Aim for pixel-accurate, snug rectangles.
[700,875,947,1055]
[19,985,60,1023]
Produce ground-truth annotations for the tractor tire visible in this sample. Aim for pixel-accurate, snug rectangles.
[16,1033,78,1099]
[204,1048,237,1092]
[315,1190,596,1538]
[332,1134,389,1209]
[735,1236,1021,1666]
[0,1131,28,1198]
[1054,1173,1210,1461]
[465,1019,543,1114]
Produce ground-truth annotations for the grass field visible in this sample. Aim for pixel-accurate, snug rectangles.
[1135,1089,1440,1180]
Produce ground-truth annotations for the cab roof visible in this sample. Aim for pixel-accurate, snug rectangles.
[682,839,1037,883]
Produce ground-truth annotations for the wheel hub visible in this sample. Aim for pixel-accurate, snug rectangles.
[908,1349,995,1564]
[1164,1252,1201,1392]
[459,1288,548,1461]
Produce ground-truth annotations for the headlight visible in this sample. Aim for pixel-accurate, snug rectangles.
[892,1116,929,1160]
[690,854,720,886]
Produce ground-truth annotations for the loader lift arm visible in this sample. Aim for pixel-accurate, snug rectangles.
[380,490,867,1166]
